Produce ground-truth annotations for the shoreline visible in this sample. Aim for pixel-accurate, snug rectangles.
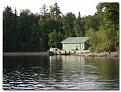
[74,51,119,57]
[3,51,119,57]
[3,52,48,56]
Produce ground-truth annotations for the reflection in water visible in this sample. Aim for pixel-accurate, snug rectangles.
[3,56,119,90]
[49,55,63,83]
[48,56,119,90]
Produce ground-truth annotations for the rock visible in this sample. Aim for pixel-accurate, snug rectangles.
[73,51,118,57]
[109,52,118,57]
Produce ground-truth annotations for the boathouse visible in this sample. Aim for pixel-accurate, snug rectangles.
[61,37,89,51]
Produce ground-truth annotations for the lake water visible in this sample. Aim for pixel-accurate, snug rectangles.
[3,55,119,90]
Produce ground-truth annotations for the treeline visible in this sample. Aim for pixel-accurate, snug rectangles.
[3,2,119,52]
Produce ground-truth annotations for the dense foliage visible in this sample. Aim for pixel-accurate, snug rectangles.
[3,2,119,52]
[86,3,119,52]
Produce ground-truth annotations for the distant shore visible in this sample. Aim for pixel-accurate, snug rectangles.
[3,51,119,57]
[3,52,48,56]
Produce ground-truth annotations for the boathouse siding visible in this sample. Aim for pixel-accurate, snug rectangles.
[61,37,89,51]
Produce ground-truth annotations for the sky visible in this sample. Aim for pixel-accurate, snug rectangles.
[2,0,120,17]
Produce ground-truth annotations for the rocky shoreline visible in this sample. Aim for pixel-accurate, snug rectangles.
[74,52,119,57]
[3,51,119,57]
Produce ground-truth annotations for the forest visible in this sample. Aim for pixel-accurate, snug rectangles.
[3,2,119,52]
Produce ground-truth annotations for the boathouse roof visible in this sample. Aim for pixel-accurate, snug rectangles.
[61,37,89,43]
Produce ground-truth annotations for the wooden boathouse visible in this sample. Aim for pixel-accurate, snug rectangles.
[61,37,89,51]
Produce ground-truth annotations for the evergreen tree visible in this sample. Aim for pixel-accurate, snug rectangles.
[40,4,48,16]
[3,6,17,52]
[74,12,85,37]
[62,12,76,37]
[49,2,61,20]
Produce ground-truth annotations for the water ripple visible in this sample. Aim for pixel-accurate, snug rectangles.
[3,56,119,90]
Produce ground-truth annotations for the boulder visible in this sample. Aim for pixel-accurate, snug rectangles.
[109,52,118,57]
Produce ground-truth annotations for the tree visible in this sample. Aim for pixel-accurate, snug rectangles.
[30,23,41,51]
[3,6,17,52]
[48,29,63,48]
[62,12,76,37]
[85,28,98,52]
[74,12,85,37]
[98,2,119,51]
[86,2,119,52]
[16,9,41,51]
[40,4,48,16]
[39,14,49,51]
[84,15,100,31]
[48,29,58,47]
[49,2,61,20]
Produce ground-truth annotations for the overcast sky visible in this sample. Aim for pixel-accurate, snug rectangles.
[2,0,120,17]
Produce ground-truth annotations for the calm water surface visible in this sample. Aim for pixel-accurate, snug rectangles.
[3,55,119,90]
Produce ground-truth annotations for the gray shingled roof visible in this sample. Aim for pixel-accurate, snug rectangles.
[61,37,89,43]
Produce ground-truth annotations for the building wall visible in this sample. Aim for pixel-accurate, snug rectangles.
[62,43,86,51]
[84,42,89,50]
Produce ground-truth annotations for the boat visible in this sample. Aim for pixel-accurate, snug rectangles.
[48,47,61,56]
[47,47,69,55]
